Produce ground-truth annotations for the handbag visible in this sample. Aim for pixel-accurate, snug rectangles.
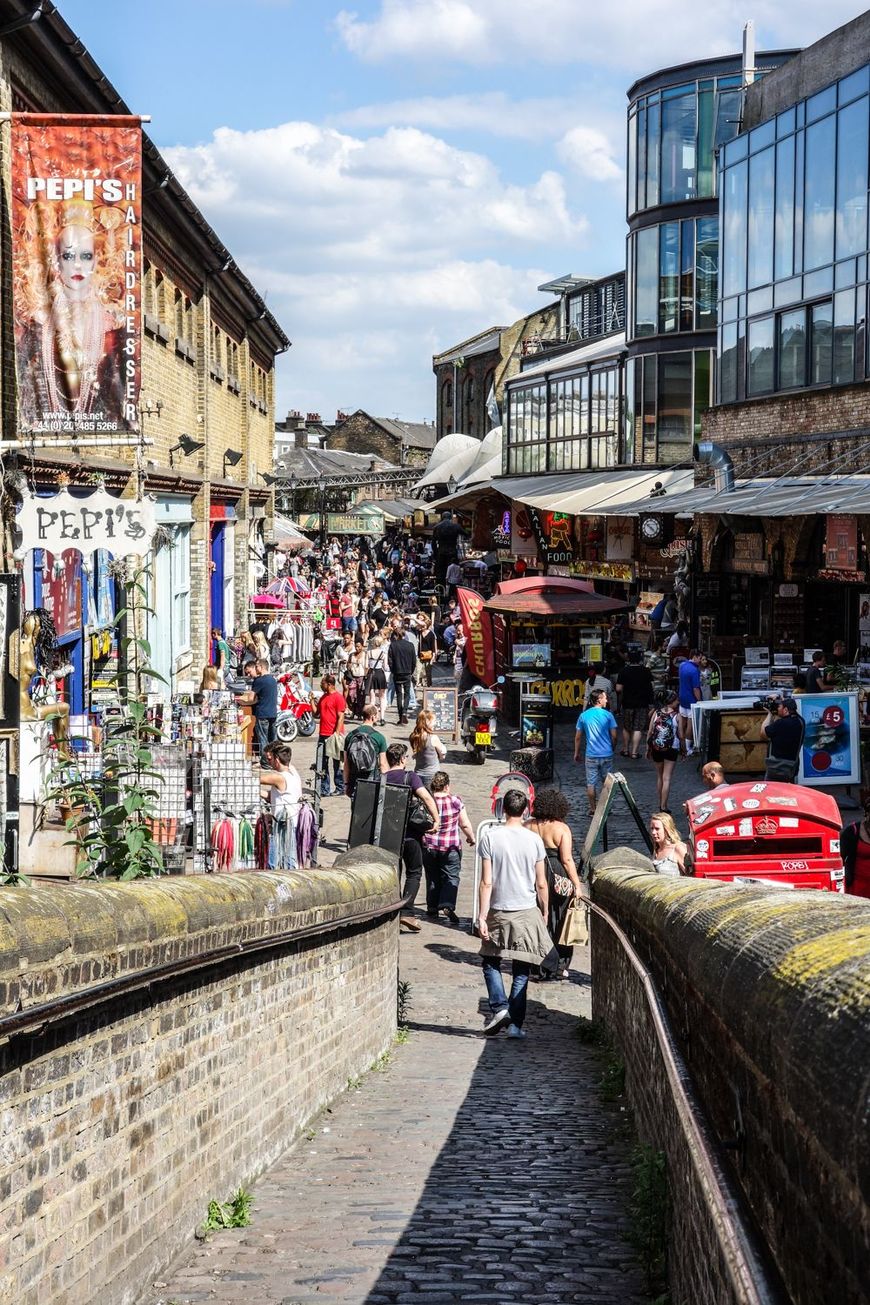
[401,772,435,836]
[559,901,589,947]
[765,755,799,781]
[552,872,574,897]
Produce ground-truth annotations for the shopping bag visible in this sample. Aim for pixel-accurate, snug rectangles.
[559,901,589,946]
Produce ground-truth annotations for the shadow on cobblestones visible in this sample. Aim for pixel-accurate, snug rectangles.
[363,999,647,1305]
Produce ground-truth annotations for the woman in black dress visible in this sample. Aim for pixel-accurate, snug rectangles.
[527,789,583,977]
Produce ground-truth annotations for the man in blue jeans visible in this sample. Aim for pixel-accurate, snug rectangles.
[574,687,618,816]
[477,790,557,1039]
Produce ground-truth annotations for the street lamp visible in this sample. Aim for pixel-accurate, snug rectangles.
[317,471,326,547]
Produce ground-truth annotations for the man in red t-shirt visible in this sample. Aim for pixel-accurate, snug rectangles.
[316,673,347,796]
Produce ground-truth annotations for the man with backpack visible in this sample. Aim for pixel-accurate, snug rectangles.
[343,705,389,798]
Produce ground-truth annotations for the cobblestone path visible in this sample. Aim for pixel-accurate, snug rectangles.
[146,707,690,1305]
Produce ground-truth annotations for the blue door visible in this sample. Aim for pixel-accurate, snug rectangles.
[210,523,225,641]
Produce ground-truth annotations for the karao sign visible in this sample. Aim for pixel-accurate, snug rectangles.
[18,489,155,557]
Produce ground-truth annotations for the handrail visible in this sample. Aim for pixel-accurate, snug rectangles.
[0,894,404,1044]
[587,894,789,1305]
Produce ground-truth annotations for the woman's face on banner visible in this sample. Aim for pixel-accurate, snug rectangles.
[56,224,95,301]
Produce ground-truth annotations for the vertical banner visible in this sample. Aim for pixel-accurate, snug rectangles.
[457,587,495,685]
[11,114,142,436]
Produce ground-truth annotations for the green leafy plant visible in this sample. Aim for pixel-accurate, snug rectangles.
[575,1015,609,1047]
[201,1187,253,1231]
[46,563,167,879]
[628,1144,669,1295]
[394,1026,410,1045]
[601,1051,626,1101]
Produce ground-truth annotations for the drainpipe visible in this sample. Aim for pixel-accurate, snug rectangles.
[695,441,735,492]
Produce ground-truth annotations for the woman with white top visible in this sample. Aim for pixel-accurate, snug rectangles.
[409,709,447,785]
[649,811,689,877]
[366,630,389,725]
[259,742,303,869]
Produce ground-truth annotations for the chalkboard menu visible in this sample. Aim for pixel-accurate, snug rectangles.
[423,687,458,740]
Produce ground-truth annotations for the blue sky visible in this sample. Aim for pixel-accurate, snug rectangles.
[58,0,868,425]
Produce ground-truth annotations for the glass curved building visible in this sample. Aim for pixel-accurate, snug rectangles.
[625,53,793,463]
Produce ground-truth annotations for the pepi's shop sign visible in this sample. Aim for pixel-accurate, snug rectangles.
[18,488,156,557]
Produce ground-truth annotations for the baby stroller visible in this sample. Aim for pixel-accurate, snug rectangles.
[470,771,536,937]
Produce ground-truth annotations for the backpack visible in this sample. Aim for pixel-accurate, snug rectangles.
[346,727,379,780]
[650,711,676,751]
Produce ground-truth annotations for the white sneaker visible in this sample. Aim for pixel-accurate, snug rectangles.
[483,1009,510,1036]
[507,1024,527,1039]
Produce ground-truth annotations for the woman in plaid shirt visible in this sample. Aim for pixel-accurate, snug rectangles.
[423,771,475,924]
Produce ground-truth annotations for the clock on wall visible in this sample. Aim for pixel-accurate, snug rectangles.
[640,514,664,543]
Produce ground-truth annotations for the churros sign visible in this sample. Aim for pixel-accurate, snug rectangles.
[457,587,495,684]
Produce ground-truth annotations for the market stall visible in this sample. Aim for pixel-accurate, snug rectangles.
[483,578,630,716]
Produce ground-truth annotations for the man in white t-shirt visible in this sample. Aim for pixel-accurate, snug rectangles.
[477,790,556,1039]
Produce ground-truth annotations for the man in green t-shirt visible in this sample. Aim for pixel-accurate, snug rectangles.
[343,704,389,796]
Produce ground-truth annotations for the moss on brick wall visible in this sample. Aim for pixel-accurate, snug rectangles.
[0,852,400,1305]
[591,857,870,1305]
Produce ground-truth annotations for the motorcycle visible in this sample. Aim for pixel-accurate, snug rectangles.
[275,671,317,743]
[459,676,505,764]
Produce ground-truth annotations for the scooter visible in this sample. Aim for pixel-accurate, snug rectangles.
[459,675,505,764]
[275,671,317,743]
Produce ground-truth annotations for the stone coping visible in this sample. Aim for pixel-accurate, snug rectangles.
[590,855,870,1195]
[0,847,399,1019]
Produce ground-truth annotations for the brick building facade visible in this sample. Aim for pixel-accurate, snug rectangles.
[432,302,560,441]
[0,6,288,692]
[326,410,435,467]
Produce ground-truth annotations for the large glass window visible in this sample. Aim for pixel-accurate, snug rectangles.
[629,74,745,217]
[634,226,658,337]
[747,316,775,394]
[693,350,711,436]
[833,289,856,384]
[804,115,836,270]
[695,218,718,329]
[657,352,692,453]
[810,300,833,384]
[658,223,679,332]
[720,322,738,402]
[774,136,795,280]
[722,160,748,297]
[836,98,868,259]
[778,308,806,388]
[748,146,775,288]
[661,90,696,203]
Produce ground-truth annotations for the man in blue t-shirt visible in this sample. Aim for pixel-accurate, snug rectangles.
[574,688,619,816]
[677,649,703,756]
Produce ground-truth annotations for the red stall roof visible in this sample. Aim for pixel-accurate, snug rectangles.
[485,590,629,617]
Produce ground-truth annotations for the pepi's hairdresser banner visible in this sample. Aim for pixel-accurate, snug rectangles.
[456,587,495,686]
[11,114,142,436]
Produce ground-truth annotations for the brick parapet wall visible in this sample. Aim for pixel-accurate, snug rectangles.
[591,853,870,1305]
[0,852,400,1305]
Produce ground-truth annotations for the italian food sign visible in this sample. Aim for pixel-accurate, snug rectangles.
[11,114,142,436]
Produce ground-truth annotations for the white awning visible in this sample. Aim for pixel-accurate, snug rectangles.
[493,467,694,516]
[509,333,626,383]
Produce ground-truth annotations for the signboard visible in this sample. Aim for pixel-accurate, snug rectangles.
[512,643,550,670]
[11,113,142,435]
[569,559,633,582]
[859,593,870,648]
[825,514,858,570]
[422,686,457,740]
[725,532,769,575]
[17,489,155,557]
[42,549,81,638]
[797,692,860,787]
[606,517,635,561]
[527,505,574,565]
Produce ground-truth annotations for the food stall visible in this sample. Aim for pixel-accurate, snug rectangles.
[482,577,630,718]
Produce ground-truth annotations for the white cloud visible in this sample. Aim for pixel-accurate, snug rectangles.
[557,126,623,183]
[332,91,590,141]
[334,0,868,70]
[164,122,593,418]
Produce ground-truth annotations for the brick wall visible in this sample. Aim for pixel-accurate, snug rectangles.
[591,852,870,1305]
[0,852,400,1305]
[703,384,870,476]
